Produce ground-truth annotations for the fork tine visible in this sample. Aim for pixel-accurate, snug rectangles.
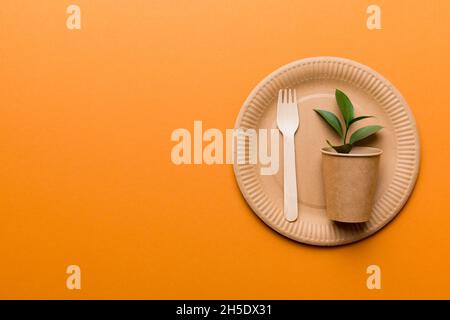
[289,89,292,103]
[278,89,282,105]
[293,89,297,103]
[284,89,288,103]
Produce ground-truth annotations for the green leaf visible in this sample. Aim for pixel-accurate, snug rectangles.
[327,140,352,154]
[335,89,354,126]
[348,115,374,127]
[349,125,383,144]
[314,109,343,138]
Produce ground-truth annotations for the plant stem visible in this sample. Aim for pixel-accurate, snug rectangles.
[343,126,349,144]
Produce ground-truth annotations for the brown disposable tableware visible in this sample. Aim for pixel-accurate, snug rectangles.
[321,146,383,223]
[233,56,420,246]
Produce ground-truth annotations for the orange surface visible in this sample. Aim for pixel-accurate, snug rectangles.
[0,0,449,299]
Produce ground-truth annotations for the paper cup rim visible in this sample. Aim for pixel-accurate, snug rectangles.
[321,146,383,157]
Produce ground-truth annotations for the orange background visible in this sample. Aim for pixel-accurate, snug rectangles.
[0,0,449,299]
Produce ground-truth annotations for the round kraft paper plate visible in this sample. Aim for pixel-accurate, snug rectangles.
[233,56,420,246]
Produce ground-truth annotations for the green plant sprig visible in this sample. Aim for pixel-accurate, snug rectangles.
[314,89,383,154]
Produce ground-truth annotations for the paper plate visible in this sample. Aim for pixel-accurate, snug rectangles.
[233,57,420,246]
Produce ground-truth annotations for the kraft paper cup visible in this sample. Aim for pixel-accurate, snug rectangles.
[321,146,382,223]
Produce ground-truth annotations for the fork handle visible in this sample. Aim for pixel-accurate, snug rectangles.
[283,134,298,222]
